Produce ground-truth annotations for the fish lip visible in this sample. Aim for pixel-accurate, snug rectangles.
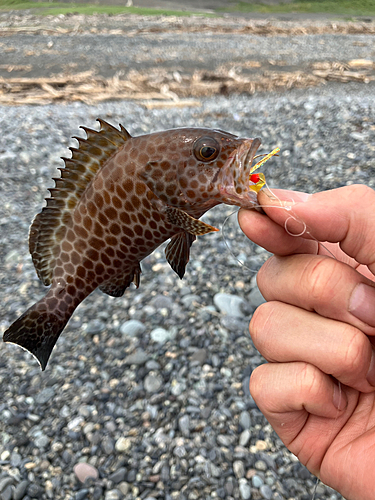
[217,137,262,208]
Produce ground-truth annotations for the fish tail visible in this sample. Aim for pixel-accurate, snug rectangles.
[3,300,71,371]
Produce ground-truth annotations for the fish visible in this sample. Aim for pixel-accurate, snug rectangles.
[3,119,272,371]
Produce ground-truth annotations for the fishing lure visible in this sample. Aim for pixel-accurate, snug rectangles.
[3,120,278,370]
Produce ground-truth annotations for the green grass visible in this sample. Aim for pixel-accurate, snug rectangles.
[0,0,212,16]
[1,0,374,17]
[221,0,375,16]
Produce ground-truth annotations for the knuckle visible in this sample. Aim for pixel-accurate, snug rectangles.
[302,256,343,303]
[249,302,274,351]
[339,327,368,377]
[249,365,268,404]
[349,184,375,202]
[298,362,323,400]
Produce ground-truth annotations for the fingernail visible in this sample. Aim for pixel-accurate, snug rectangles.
[349,283,375,327]
[333,383,347,410]
[261,189,311,204]
[366,349,375,387]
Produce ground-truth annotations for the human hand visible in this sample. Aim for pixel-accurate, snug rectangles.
[238,185,375,500]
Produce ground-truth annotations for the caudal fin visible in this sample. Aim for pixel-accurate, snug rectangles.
[3,305,69,370]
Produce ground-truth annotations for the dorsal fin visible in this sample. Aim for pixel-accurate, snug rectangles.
[29,119,131,285]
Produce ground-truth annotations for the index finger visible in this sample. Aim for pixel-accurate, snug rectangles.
[259,185,375,277]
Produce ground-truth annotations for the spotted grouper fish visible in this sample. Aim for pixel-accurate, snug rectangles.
[3,120,274,370]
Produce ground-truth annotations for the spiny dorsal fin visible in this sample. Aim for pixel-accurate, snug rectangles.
[29,120,131,285]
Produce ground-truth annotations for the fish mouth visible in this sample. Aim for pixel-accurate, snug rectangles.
[217,137,262,209]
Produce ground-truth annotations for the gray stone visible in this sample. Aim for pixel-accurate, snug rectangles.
[233,460,245,479]
[144,373,163,393]
[239,411,252,430]
[34,434,49,449]
[220,315,248,333]
[27,483,43,498]
[260,484,273,499]
[1,485,12,500]
[105,489,122,500]
[150,327,175,344]
[170,379,186,396]
[178,414,190,437]
[239,478,252,500]
[252,475,264,488]
[181,294,200,308]
[120,319,146,337]
[75,490,89,500]
[239,429,251,447]
[0,477,14,492]
[254,460,267,472]
[84,319,105,335]
[124,349,148,365]
[102,436,115,455]
[13,480,29,500]
[213,293,248,317]
[10,451,22,467]
[109,468,127,484]
[35,387,55,404]
[249,287,266,308]
[190,348,207,364]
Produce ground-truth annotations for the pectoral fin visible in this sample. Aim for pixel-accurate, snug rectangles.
[165,206,218,235]
[165,232,196,279]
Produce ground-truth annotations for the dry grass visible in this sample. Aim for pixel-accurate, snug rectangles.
[1,58,374,106]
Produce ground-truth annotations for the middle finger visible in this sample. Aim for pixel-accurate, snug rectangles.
[250,301,375,393]
[258,253,375,335]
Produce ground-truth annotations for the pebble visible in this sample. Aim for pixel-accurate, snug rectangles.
[144,373,163,393]
[190,348,207,364]
[27,483,43,498]
[260,484,273,499]
[248,287,266,308]
[124,349,148,365]
[254,460,268,472]
[213,293,249,317]
[34,434,49,449]
[109,468,127,484]
[73,463,99,483]
[178,414,190,437]
[13,480,29,500]
[239,478,252,500]
[1,485,12,500]
[75,489,89,500]
[35,387,55,405]
[150,327,175,343]
[84,319,105,335]
[0,477,14,492]
[101,436,115,454]
[233,460,245,479]
[105,489,122,500]
[120,319,146,337]
[252,475,264,488]
[239,429,251,446]
[239,411,252,430]
[115,437,132,453]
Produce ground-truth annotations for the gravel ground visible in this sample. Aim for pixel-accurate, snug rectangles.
[1,12,375,500]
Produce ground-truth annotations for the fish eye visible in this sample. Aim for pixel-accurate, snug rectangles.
[193,137,220,162]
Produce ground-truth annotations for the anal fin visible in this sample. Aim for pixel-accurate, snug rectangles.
[165,232,196,279]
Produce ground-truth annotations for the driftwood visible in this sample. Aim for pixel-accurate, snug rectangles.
[0,59,373,106]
